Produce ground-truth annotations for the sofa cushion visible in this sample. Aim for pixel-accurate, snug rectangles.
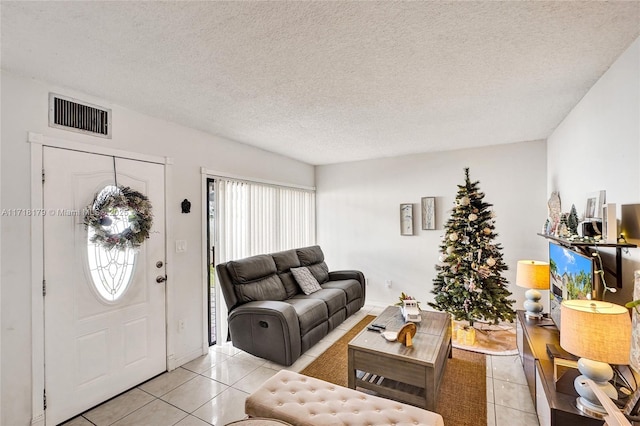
[272,249,302,298]
[272,249,301,272]
[296,245,324,265]
[278,272,300,299]
[291,267,322,295]
[296,246,329,284]
[321,279,362,304]
[307,262,329,284]
[292,288,346,317]
[235,275,287,303]
[227,255,277,283]
[283,298,328,335]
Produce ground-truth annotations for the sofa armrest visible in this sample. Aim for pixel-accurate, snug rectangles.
[328,270,366,305]
[228,301,302,366]
[328,270,365,286]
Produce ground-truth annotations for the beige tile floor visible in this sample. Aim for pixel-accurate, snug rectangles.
[63,305,539,426]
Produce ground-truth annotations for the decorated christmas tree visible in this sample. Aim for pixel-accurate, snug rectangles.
[428,168,515,326]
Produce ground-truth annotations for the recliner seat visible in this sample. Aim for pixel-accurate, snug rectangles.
[216,245,365,366]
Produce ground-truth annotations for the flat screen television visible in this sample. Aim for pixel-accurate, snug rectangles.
[548,241,596,331]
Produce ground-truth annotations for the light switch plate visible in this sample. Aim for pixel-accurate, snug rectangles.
[175,240,187,253]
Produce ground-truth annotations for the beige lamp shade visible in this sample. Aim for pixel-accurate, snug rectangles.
[560,300,631,365]
[515,260,550,290]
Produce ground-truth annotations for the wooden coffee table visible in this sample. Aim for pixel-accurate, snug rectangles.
[347,306,452,411]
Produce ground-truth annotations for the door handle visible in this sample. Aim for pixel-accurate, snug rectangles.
[156,275,167,283]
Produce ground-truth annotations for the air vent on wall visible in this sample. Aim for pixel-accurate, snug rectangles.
[49,93,112,138]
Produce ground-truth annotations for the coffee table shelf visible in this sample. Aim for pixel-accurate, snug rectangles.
[355,370,426,407]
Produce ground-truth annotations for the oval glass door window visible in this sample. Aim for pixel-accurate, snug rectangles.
[87,185,137,302]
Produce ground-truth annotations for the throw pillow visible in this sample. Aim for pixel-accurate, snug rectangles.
[290,266,322,295]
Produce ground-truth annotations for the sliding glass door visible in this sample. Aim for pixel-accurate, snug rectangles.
[206,179,217,345]
[207,176,315,344]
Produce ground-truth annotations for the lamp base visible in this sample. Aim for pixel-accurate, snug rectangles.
[523,311,543,320]
[575,397,606,419]
[573,359,618,419]
[523,289,544,319]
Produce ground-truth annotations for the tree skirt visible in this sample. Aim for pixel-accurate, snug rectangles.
[452,320,518,356]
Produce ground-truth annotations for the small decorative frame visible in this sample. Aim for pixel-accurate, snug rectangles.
[421,197,436,230]
[400,203,414,236]
[584,190,606,220]
[602,203,617,242]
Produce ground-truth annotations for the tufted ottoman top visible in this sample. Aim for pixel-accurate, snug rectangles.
[245,370,444,426]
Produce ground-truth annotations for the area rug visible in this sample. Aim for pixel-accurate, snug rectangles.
[452,320,518,356]
[301,315,487,426]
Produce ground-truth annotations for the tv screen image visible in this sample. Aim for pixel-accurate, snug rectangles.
[548,241,595,330]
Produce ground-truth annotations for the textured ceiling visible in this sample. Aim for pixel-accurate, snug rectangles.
[2,2,639,165]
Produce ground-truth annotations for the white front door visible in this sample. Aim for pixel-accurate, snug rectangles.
[43,147,166,425]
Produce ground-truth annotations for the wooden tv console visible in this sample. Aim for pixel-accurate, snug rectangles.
[516,310,604,426]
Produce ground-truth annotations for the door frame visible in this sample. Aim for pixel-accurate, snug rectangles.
[28,132,174,426]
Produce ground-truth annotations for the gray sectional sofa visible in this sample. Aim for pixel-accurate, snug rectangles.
[216,245,365,366]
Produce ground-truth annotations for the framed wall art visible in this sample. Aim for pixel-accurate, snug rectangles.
[584,190,605,220]
[400,203,414,236]
[421,197,435,230]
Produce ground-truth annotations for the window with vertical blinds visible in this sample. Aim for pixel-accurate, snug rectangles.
[215,178,315,263]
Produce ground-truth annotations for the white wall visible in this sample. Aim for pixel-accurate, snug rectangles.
[0,70,314,426]
[315,140,548,311]
[547,36,640,307]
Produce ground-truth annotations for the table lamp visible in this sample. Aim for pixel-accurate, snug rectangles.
[516,260,550,319]
[560,300,631,418]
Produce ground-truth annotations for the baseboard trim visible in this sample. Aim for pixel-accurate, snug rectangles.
[168,346,207,370]
[364,301,389,309]
[31,413,45,426]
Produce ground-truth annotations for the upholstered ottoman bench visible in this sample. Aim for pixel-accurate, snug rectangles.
[245,370,444,426]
